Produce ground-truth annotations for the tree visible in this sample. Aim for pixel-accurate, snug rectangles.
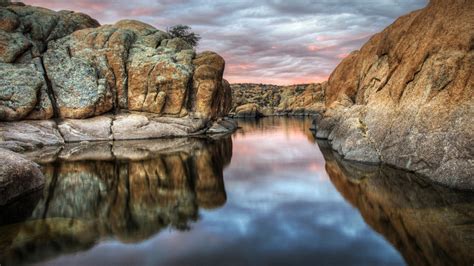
[167,25,201,48]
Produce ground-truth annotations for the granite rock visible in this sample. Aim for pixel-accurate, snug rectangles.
[316,0,474,189]
[231,82,326,117]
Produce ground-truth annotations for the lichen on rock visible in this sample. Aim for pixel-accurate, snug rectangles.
[0,2,233,135]
[0,2,236,201]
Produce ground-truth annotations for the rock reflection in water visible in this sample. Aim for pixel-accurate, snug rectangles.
[0,137,232,265]
[318,140,474,266]
[235,116,316,143]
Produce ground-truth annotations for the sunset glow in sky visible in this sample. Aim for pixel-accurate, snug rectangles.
[25,0,427,85]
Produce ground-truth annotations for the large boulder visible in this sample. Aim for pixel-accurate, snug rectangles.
[0,2,235,162]
[42,44,114,118]
[0,3,99,120]
[122,21,194,115]
[0,63,46,121]
[192,51,230,119]
[234,103,262,118]
[0,61,54,121]
[0,148,45,205]
[41,20,196,119]
[0,3,231,124]
[0,3,99,63]
[29,20,230,119]
[316,0,474,189]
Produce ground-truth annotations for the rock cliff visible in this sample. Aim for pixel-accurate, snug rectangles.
[0,2,234,147]
[231,83,326,117]
[314,0,473,189]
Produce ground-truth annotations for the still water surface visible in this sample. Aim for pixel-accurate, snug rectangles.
[0,117,472,265]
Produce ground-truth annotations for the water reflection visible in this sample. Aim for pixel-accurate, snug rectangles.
[235,116,316,143]
[318,140,474,266]
[0,137,232,265]
[0,117,472,266]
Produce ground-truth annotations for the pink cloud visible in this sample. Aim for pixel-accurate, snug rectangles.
[21,0,425,85]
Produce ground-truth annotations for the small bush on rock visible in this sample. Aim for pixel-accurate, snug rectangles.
[167,25,201,47]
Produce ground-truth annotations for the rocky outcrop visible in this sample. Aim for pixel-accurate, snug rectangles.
[192,51,232,119]
[0,148,44,205]
[231,83,326,117]
[0,2,99,64]
[0,63,51,121]
[318,141,474,266]
[314,0,474,189]
[0,2,235,204]
[234,103,262,118]
[0,2,233,135]
[42,19,193,118]
[111,114,205,140]
[205,117,238,135]
[0,136,232,265]
[0,3,99,121]
[0,114,236,152]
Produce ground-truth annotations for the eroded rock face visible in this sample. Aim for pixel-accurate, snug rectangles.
[231,83,326,117]
[316,0,474,189]
[0,148,44,205]
[0,3,232,131]
[41,19,193,118]
[0,63,47,121]
[0,4,235,253]
[0,3,99,63]
[111,113,206,140]
[0,120,64,152]
[0,3,99,120]
[58,116,113,142]
[192,51,231,119]
[0,113,236,149]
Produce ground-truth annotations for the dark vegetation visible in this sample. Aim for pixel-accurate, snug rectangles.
[167,24,201,47]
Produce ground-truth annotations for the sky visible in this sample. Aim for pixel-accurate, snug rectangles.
[25,0,427,85]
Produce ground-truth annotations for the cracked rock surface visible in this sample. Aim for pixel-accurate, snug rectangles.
[0,2,235,144]
[0,2,236,201]
[315,0,474,189]
[0,2,232,124]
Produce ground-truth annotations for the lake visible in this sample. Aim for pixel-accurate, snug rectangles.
[0,117,472,266]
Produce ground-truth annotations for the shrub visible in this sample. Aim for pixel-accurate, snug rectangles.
[167,24,201,47]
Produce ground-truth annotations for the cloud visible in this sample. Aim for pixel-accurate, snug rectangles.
[24,0,428,85]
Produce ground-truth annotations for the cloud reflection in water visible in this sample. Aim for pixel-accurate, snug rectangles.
[37,117,403,266]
